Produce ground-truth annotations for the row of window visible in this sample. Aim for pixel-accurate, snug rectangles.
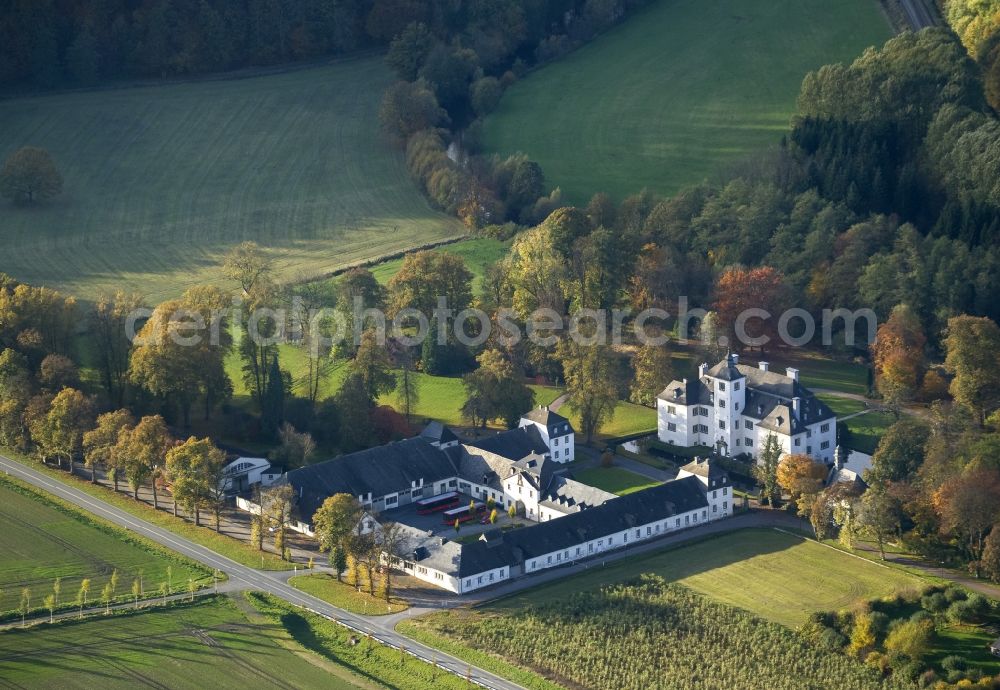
[717,381,740,392]
[526,509,724,571]
[464,568,506,589]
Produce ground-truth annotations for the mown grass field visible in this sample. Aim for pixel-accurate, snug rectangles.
[481,0,891,203]
[0,56,462,303]
[493,528,923,628]
[572,467,662,495]
[0,477,209,617]
[0,596,369,689]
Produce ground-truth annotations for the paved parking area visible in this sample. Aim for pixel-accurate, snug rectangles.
[382,495,533,543]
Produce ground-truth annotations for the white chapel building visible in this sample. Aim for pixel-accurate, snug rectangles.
[657,353,837,464]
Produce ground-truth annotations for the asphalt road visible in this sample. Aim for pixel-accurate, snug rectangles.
[0,454,525,690]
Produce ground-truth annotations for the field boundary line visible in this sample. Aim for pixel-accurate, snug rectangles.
[772,527,899,572]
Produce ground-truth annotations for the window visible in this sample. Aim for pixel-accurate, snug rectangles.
[745,420,753,430]
[489,573,494,581]
[718,420,726,430]
[807,446,812,454]
[723,501,728,510]
[744,437,753,447]
[667,422,677,432]
[635,529,641,538]
[675,518,681,527]
[553,437,559,446]
[806,429,812,438]
[719,382,726,391]
[385,495,398,506]
[465,579,471,587]
[723,487,728,496]
[718,398,726,408]
[820,441,830,450]
[646,526,652,536]
[692,513,697,523]
[821,423,830,433]
[794,438,801,447]
[734,381,741,391]
[735,438,741,447]
[547,555,552,564]
[712,490,717,499]
[713,504,717,513]
[667,405,676,414]
[478,576,483,584]
[702,510,707,519]
[554,450,560,459]
[684,516,689,525]
[556,553,561,562]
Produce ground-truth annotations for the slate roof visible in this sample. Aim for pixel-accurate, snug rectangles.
[468,425,550,462]
[679,458,731,487]
[420,421,458,446]
[397,523,464,576]
[284,437,457,520]
[521,407,573,435]
[706,354,745,381]
[456,476,709,576]
[657,378,712,405]
[454,446,514,492]
[539,476,617,513]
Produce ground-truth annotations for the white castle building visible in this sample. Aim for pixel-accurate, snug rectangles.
[657,353,837,464]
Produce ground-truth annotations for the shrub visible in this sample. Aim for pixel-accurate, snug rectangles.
[940,655,967,673]
[943,585,967,603]
[921,592,948,613]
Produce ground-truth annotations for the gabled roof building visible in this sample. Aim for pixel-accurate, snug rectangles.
[657,353,837,465]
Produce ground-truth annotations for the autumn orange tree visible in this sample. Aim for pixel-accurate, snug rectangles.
[933,467,1000,575]
[713,266,789,351]
[776,454,828,517]
[870,304,926,408]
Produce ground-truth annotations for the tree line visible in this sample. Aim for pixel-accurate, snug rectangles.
[2,0,648,90]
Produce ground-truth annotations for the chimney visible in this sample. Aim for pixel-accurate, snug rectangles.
[792,397,801,419]
[698,363,708,379]
[786,367,799,382]
[758,361,769,372]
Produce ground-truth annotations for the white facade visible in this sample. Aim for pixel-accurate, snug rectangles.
[519,503,712,576]
[519,409,575,463]
[658,356,837,465]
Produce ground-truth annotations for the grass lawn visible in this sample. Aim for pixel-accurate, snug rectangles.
[564,400,657,440]
[481,0,891,203]
[928,625,1000,676]
[572,467,661,495]
[2,450,292,571]
[0,595,370,689]
[845,410,896,454]
[493,528,924,628]
[0,56,462,303]
[817,393,867,418]
[289,573,408,616]
[0,476,211,618]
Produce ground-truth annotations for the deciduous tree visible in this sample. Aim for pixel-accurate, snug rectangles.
[943,315,1000,425]
[0,147,63,203]
[83,409,134,484]
[312,494,364,554]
